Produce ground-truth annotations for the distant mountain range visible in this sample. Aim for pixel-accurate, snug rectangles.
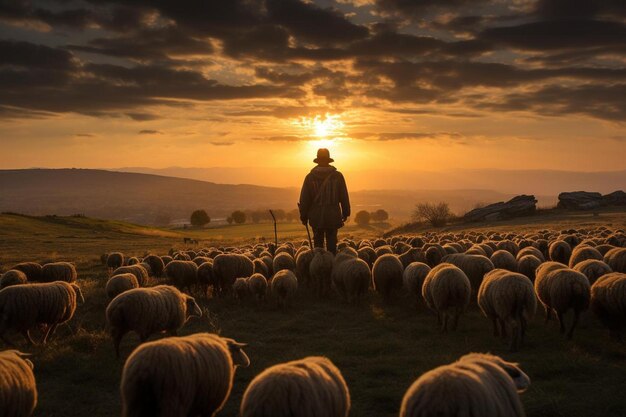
[114,166,626,196]
[0,169,551,224]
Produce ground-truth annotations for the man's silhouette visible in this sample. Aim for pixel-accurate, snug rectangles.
[298,148,350,254]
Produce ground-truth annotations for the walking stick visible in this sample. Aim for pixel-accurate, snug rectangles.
[268,210,278,253]
[297,203,314,248]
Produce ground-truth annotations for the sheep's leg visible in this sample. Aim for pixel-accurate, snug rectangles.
[544,306,552,324]
[111,328,125,358]
[567,310,580,340]
[520,316,528,345]
[492,318,499,337]
[509,323,520,352]
[557,311,566,334]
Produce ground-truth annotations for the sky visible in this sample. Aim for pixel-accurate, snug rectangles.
[0,0,625,184]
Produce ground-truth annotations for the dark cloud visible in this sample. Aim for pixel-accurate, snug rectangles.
[138,129,162,134]
[534,0,626,19]
[0,39,76,70]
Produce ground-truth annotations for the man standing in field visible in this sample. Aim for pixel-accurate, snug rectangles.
[299,148,350,254]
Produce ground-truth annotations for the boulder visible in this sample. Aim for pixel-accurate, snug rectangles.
[602,190,626,206]
[464,195,537,222]
[557,191,603,210]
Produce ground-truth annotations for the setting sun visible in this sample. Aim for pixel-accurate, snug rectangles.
[294,114,345,139]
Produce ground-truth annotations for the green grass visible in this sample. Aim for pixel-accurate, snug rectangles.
[1,213,626,416]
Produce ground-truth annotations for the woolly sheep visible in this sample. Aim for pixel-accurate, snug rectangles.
[271,270,298,309]
[247,273,268,302]
[398,248,426,269]
[212,254,254,294]
[197,261,217,294]
[41,262,77,283]
[595,244,616,256]
[441,253,494,294]
[143,255,165,277]
[422,264,471,332]
[402,262,431,306]
[372,254,404,302]
[357,246,376,268]
[516,247,545,262]
[478,269,537,351]
[604,248,626,273]
[496,240,519,256]
[0,350,37,416]
[273,252,296,273]
[0,282,84,345]
[252,259,269,279]
[11,262,42,282]
[240,356,350,417]
[126,257,140,266]
[113,265,149,287]
[106,273,139,300]
[332,257,370,305]
[549,240,572,264]
[164,260,198,292]
[233,278,249,301]
[121,333,249,417]
[295,248,314,288]
[0,270,28,289]
[590,272,626,341]
[568,245,603,268]
[490,250,518,272]
[309,248,334,298]
[161,255,173,266]
[399,353,529,417]
[573,259,612,285]
[106,285,202,357]
[534,265,590,339]
[107,252,125,271]
[517,255,542,282]
[425,246,446,267]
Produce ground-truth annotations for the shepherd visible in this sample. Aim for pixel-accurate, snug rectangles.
[298,148,350,254]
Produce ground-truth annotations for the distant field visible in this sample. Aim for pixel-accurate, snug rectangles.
[0,211,625,417]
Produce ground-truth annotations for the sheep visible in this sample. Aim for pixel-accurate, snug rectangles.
[240,356,350,417]
[41,262,77,283]
[113,264,149,287]
[247,273,268,302]
[11,262,42,282]
[569,245,603,268]
[161,255,173,266]
[549,240,572,264]
[490,250,518,272]
[332,257,370,305]
[534,265,590,339]
[273,252,296,273]
[398,248,425,269]
[517,255,542,282]
[121,333,249,417]
[0,270,28,289]
[573,259,612,285]
[372,254,404,302]
[106,252,125,271]
[106,273,139,300]
[197,261,217,295]
[399,353,529,417]
[295,248,314,288]
[105,285,202,358]
[0,281,84,345]
[590,272,626,341]
[403,262,431,307]
[425,246,446,267]
[143,254,165,277]
[357,246,376,268]
[271,270,298,309]
[604,248,626,273]
[232,278,249,301]
[164,260,198,292]
[212,254,254,295]
[422,263,471,332]
[595,244,616,256]
[0,350,37,416]
[441,253,494,294]
[126,257,140,266]
[252,259,269,279]
[309,247,334,298]
[516,246,545,262]
[478,270,537,351]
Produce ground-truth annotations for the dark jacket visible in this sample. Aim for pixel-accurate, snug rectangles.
[299,165,350,229]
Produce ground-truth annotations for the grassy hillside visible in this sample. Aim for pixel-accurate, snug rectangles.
[0,213,625,417]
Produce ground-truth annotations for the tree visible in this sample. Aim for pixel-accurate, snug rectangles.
[190,210,210,227]
[354,210,371,226]
[371,209,389,222]
[231,210,246,224]
[226,216,234,225]
[413,202,451,227]
[250,210,262,224]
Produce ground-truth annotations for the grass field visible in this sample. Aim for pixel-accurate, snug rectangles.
[1,211,626,417]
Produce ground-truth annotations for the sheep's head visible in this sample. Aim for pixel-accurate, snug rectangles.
[461,353,530,392]
[185,296,202,318]
[226,339,250,368]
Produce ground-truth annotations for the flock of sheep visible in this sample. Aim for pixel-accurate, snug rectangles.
[0,225,625,416]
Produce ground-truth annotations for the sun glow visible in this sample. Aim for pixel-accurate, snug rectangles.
[294,113,345,139]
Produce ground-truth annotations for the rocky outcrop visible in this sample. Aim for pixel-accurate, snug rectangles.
[558,190,626,210]
[464,195,537,222]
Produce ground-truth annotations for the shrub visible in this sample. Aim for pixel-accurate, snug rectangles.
[371,209,389,222]
[190,210,211,227]
[412,202,451,227]
[231,210,246,224]
[355,210,371,226]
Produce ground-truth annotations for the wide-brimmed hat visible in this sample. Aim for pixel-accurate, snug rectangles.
[314,148,334,163]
